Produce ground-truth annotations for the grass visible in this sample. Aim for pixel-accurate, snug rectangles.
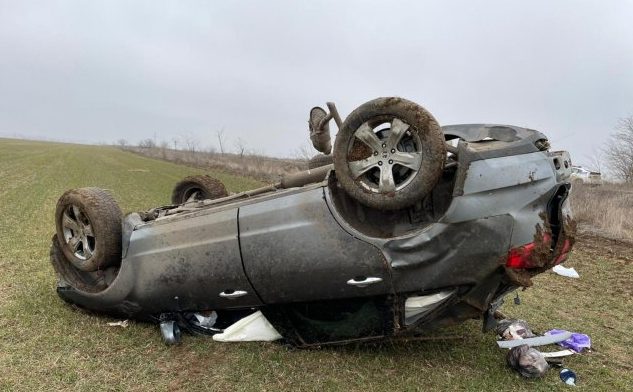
[0,138,631,391]
[570,182,633,241]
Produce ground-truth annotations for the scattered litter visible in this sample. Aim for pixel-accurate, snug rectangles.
[540,349,576,358]
[495,319,535,340]
[193,311,218,329]
[107,320,129,328]
[506,344,549,378]
[497,331,572,349]
[560,368,577,386]
[496,318,586,380]
[552,265,580,278]
[213,311,282,342]
[546,329,591,353]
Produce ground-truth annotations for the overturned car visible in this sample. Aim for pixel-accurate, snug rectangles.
[50,97,575,346]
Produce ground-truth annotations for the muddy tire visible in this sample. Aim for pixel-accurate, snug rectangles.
[55,188,122,272]
[307,154,333,169]
[171,175,229,204]
[333,97,445,210]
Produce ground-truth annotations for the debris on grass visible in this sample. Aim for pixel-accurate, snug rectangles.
[506,344,549,378]
[545,329,592,353]
[496,319,590,380]
[552,264,580,278]
[497,330,572,349]
[107,320,129,328]
[212,311,281,342]
[559,368,578,386]
[540,349,576,358]
[495,319,535,340]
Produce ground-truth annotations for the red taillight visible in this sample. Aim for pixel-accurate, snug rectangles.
[506,235,572,269]
[506,242,538,269]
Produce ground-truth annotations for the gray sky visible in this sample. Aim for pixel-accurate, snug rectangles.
[1,1,632,168]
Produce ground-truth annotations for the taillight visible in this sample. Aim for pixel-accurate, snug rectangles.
[506,242,538,269]
[506,235,571,269]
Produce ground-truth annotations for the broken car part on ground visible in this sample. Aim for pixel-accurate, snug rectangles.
[49,97,576,347]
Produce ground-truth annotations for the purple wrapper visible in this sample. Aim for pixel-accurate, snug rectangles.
[546,329,591,353]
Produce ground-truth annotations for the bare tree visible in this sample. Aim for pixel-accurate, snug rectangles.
[172,137,179,151]
[234,137,247,159]
[116,138,128,149]
[216,128,227,154]
[604,116,633,182]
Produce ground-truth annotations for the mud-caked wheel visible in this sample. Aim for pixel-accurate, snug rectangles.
[55,188,122,272]
[171,175,229,204]
[333,97,446,210]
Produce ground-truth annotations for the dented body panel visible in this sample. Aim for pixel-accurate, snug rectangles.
[239,188,392,303]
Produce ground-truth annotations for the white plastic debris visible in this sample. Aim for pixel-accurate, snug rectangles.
[213,311,282,342]
[194,311,218,329]
[404,290,455,325]
[552,265,580,279]
[107,320,129,328]
[497,331,573,349]
[540,349,576,358]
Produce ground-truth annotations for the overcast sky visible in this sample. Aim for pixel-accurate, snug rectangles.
[1,1,632,167]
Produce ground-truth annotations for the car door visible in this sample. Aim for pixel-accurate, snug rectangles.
[125,207,262,313]
[239,186,392,304]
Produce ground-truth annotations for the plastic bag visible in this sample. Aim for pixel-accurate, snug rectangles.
[546,329,591,353]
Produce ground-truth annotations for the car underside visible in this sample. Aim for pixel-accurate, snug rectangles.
[50,98,576,346]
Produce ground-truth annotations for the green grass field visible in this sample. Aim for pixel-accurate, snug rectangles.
[0,138,631,391]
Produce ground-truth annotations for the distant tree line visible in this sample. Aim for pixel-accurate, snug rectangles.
[114,130,274,160]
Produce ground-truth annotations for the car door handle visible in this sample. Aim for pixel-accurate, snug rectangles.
[346,277,383,288]
[219,290,248,299]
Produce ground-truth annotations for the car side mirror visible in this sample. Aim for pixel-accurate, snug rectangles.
[308,106,332,155]
[308,102,344,155]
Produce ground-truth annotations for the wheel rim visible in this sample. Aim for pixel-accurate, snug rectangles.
[346,117,423,194]
[61,205,96,261]
[183,186,204,203]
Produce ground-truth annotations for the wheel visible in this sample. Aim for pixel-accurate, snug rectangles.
[332,97,446,210]
[55,188,122,272]
[307,154,333,169]
[171,175,229,204]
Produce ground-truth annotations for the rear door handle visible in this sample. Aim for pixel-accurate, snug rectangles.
[346,277,383,288]
[219,290,248,299]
